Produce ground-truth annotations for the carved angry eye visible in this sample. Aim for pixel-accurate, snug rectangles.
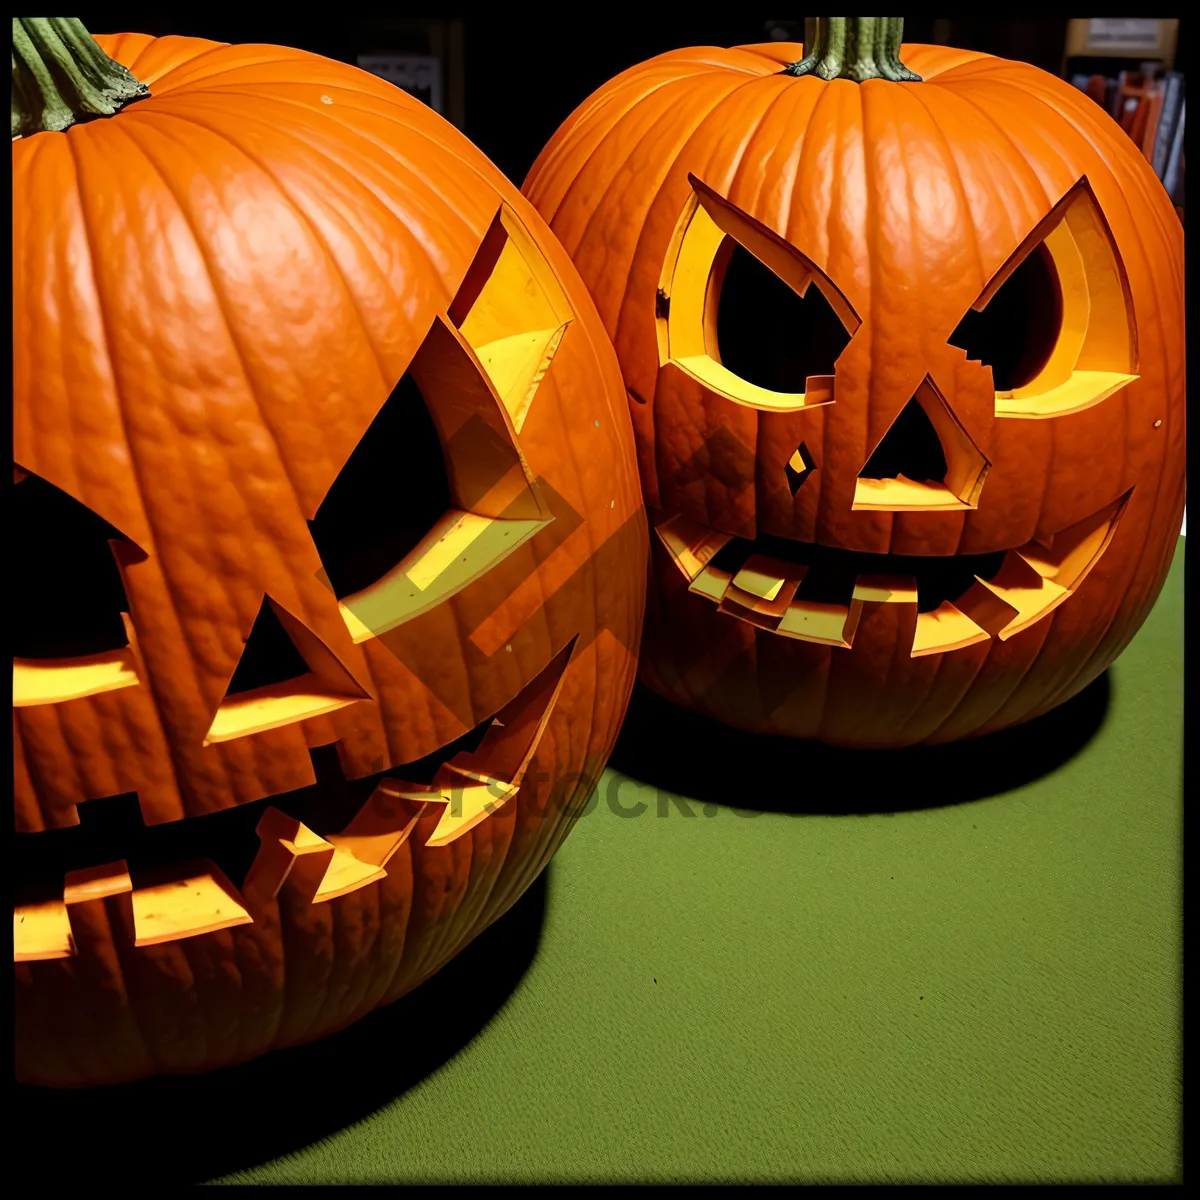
[204,203,574,747]
[657,174,858,412]
[949,178,1138,418]
[310,203,570,645]
[12,469,143,707]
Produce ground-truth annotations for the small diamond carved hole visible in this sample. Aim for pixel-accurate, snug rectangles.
[784,442,815,496]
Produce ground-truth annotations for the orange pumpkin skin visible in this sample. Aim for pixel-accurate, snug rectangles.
[523,41,1185,747]
[13,34,646,1086]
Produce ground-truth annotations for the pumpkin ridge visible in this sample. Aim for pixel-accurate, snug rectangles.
[976,605,1060,736]
[599,75,759,370]
[527,70,739,217]
[103,36,234,90]
[181,95,501,362]
[540,69,744,231]
[567,71,756,279]
[104,113,328,538]
[727,74,807,212]
[52,131,203,822]
[852,80,890,553]
[132,85,490,261]
[141,104,405,388]
[895,84,998,308]
[64,114,360,807]
[775,67,837,269]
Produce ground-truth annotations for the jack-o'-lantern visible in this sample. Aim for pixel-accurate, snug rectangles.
[524,17,1185,747]
[12,20,646,1087]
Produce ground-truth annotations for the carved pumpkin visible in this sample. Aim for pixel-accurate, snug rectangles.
[12,22,646,1086]
[523,19,1185,747]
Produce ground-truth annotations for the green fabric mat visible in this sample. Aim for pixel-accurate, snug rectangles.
[20,540,1183,1185]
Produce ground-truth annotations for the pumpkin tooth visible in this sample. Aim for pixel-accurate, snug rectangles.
[1015,491,1129,588]
[719,555,806,629]
[14,862,133,963]
[955,488,1124,642]
[655,512,733,581]
[399,636,574,848]
[852,574,919,605]
[14,894,74,962]
[777,597,864,648]
[395,771,521,850]
[21,859,258,954]
[688,563,734,602]
[911,602,992,657]
[242,786,430,910]
[129,861,254,947]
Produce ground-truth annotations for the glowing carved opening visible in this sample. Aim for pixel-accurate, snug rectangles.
[652,491,1126,655]
[12,469,143,707]
[954,491,1130,641]
[657,174,858,412]
[451,204,573,435]
[950,178,1138,419]
[715,243,852,394]
[240,636,577,913]
[130,860,254,946]
[333,316,553,643]
[205,597,368,746]
[853,378,989,512]
[393,636,575,847]
[785,443,816,496]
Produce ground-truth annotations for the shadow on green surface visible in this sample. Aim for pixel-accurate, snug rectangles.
[14,868,549,1185]
[610,672,1111,814]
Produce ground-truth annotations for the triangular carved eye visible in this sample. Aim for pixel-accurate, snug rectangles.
[12,468,146,708]
[657,175,858,413]
[309,372,453,601]
[949,178,1138,419]
[948,243,1062,393]
[313,207,566,646]
[13,468,131,661]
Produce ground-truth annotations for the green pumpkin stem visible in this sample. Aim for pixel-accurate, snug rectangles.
[782,17,921,83]
[11,17,149,138]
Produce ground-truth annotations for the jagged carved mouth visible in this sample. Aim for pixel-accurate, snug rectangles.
[654,493,1130,656]
[14,639,574,963]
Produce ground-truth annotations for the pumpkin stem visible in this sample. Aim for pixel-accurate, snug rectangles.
[11,17,149,138]
[782,18,921,82]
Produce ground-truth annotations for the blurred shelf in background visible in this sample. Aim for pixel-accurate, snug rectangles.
[1060,19,1185,207]
[1062,18,1179,72]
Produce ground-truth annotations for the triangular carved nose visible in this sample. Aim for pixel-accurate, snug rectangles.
[859,399,947,485]
[205,597,368,747]
[853,379,989,512]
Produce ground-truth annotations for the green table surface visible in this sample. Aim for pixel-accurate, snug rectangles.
[20,540,1183,1185]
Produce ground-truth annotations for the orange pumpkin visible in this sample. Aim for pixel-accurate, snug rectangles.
[12,21,646,1086]
[524,19,1185,747]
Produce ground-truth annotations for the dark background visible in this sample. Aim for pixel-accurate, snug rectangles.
[74,15,1186,187]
